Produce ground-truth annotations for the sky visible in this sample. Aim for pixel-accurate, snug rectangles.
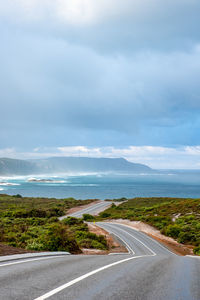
[0,0,200,169]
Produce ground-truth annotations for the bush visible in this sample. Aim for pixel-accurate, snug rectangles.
[99,212,111,218]
[82,214,95,221]
[37,224,81,253]
[178,231,196,244]
[0,194,99,253]
[47,217,59,223]
[62,217,83,226]
[11,209,47,218]
[194,245,200,255]
[47,207,65,217]
[13,194,22,198]
[75,231,107,250]
[91,240,107,250]
[163,224,182,238]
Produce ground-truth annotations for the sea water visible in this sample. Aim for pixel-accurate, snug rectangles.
[0,171,200,199]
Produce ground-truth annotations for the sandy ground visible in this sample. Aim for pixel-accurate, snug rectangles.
[107,219,194,256]
[81,223,128,255]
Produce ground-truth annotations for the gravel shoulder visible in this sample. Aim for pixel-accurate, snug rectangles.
[107,219,194,255]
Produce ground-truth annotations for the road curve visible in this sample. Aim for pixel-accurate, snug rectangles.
[59,201,111,220]
[0,222,199,300]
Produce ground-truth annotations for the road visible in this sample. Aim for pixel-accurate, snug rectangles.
[59,201,111,220]
[0,222,199,300]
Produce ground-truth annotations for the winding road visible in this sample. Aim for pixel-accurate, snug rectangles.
[59,201,111,220]
[0,220,199,300]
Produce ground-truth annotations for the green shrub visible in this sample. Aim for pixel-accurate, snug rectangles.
[13,194,22,198]
[62,217,84,226]
[163,224,182,238]
[178,231,196,244]
[75,231,107,250]
[0,194,98,253]
[82,214,95,221]
[91,240,107,250]
[37,223,80,253]
[99,212,111,218]
[47,217,59,223]
[47,207,65,217]
[194,245,200,255]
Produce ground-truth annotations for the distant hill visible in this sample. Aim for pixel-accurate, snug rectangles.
[0,158,37,175]
[0,157,153,176]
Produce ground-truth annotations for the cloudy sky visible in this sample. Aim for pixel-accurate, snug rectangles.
[0,0,200,168]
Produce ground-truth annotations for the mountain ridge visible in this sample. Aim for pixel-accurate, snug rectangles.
[0,157,153,175]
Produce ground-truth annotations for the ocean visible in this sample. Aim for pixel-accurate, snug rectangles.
[0,171,200,199]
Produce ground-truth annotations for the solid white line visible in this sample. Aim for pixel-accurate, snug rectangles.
[188,255,200,259]
[0,256,66,268]
[34,222,157,299]
[97,224,134,255]
[111,222,176,256]
[33,254,153,300]
[103,223,156,256]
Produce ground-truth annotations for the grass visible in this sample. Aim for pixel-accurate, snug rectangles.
[0,194,107,254]
[96,197,200,255]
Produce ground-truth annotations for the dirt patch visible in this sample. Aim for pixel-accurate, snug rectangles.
[81,248,108,255]
[66,200,101,215]
[108,219,194,256]
[81,223,128,255]
[0,243,37,256]
[146,233,194,256]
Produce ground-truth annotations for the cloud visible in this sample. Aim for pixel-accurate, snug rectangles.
[0,0,200,154]
[1,0,200,53]
[0,30,200,148]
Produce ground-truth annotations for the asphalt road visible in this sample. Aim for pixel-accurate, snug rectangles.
[0,222,199,300]
[59,201,111,220]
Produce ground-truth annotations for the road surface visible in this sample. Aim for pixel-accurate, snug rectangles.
[59,201,111,220]
[0,222,199,300]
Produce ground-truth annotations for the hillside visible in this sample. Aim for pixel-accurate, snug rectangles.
[97,197,200,255]
[0,157,152,175]
[0,194,108,254]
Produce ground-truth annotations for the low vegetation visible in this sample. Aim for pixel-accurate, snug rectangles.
[105,197,127,202]
[0,194,107,254]
[96,197,200,255]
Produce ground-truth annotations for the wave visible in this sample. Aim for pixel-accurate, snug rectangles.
[137,173,174,176]
[27,178,67,183]
[0,188,4,191]
[0,182,20,186]
[66,184,99,187]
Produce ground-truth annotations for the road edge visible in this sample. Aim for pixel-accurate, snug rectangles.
[0,251,70,263]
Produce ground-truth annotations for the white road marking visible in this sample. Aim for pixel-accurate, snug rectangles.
[0,256,66,268]
[101,223,156,256]
[110,222,177,256]
[98,224,134,255]
[34,223,157,300]
[186,255,200,260]
[33,254,154,300]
